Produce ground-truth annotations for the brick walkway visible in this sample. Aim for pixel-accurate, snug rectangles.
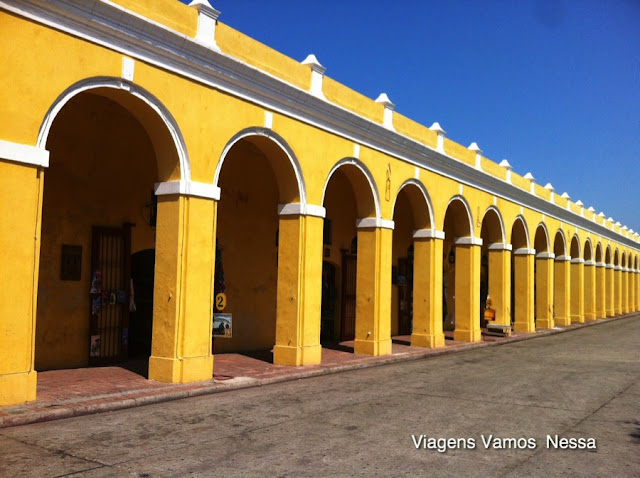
[0,319,623,429]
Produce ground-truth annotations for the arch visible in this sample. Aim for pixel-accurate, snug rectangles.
[614,249,620,266]
[605,245,612,264]
[553,229,567,256]
[214,127,306,204]
[635,255,638,270]
[322,158,381,219]
[570,234,581,259]
[391,179,434,229]
[37,76,189,181]
[583,238,593,261]
[443,195,474,238]
[595,242,603,263]
[510,215,530,249]
[621,252,627,268]
[480,206,506,244]
[534,222,550,253]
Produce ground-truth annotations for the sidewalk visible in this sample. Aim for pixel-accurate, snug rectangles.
[0,315,632,428]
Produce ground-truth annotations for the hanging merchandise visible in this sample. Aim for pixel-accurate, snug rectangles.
[214,244,226,295]
[91,297,101,316]
[90,269,102,294]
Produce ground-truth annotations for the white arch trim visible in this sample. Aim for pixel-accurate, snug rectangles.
[214,127,306,205]
[583,237,594,260]
[481,206,506,243]
[321,157,381,220]
[511,215,530,249]
[37,77,190,181]
[445,195,475,239]
[392,178,435,227]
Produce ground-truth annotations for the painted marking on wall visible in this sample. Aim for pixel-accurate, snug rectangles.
[122,57,134,81]
[264,111,273,129]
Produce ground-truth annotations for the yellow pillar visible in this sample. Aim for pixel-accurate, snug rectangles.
[273,206,324,366]
[583,260,596,320]
[554,255,571,326]
[0,152,46,406]
[513,248,535,333]
[452,238,482,342]
[622,268,629,314]
[487,243,511,328]
[596,262,606,319]
[570,258,584,323]
[631,269,640,312]
[411,229,445,348]
[535,252,555,329]
[614,266,622,314]
[148,193,215,384]
[606,265,615,317]
[354,219,393,356]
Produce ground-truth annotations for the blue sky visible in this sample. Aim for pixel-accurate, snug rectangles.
[182,0,639,232]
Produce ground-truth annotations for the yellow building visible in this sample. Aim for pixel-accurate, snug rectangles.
[1,0,638,407]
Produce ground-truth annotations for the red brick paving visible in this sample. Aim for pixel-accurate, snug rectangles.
[0,318,624,428]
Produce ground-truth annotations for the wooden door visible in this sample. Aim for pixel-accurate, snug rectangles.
[340,252,357,341]
[89,225,131,365]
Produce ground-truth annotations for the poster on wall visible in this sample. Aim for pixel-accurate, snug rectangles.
[213,313,232,338]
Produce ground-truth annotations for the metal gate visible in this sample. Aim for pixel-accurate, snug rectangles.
[340,252,357,341]
[89,225,131,365]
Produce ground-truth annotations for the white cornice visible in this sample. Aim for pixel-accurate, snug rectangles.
[3,0,638,252]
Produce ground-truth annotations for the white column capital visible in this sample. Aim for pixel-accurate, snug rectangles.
[154,180,220,200]
[488,243,512,251]
[413,229,445,240]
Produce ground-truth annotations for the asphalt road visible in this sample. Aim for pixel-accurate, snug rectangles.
[1,316,639,477]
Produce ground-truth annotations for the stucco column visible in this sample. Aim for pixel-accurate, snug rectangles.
[535,252,555,329]
[634,269,638,311]
[273,205,324,366]
[411,229,444,348]
[614,266,622,314]
[583,260,596,320]
[622,268,629,314]
[0,150,47,406]
[554,255,571,326]
[606,265,615,317]
[513,248,535,333]
[596,262,606,319]
[148,193,216,383]
[453,238,482,342]
[354,219,393,356]
[488,244,511,328]
[570,258,584,323]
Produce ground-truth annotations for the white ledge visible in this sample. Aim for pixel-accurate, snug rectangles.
[488,243,512,251]
[154,180,220,200]
[584,260,596,266]
[278,203,326,218]
[555,255,572,262]
[413,229,445,240]
[0,139,50,168]
[514,248,536,256]
[536,252,555,259]
[356,218,394,230]
[455,237,483,246]
[570,258,585,264]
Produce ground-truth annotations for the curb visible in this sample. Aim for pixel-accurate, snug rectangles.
[1,313,637,429]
